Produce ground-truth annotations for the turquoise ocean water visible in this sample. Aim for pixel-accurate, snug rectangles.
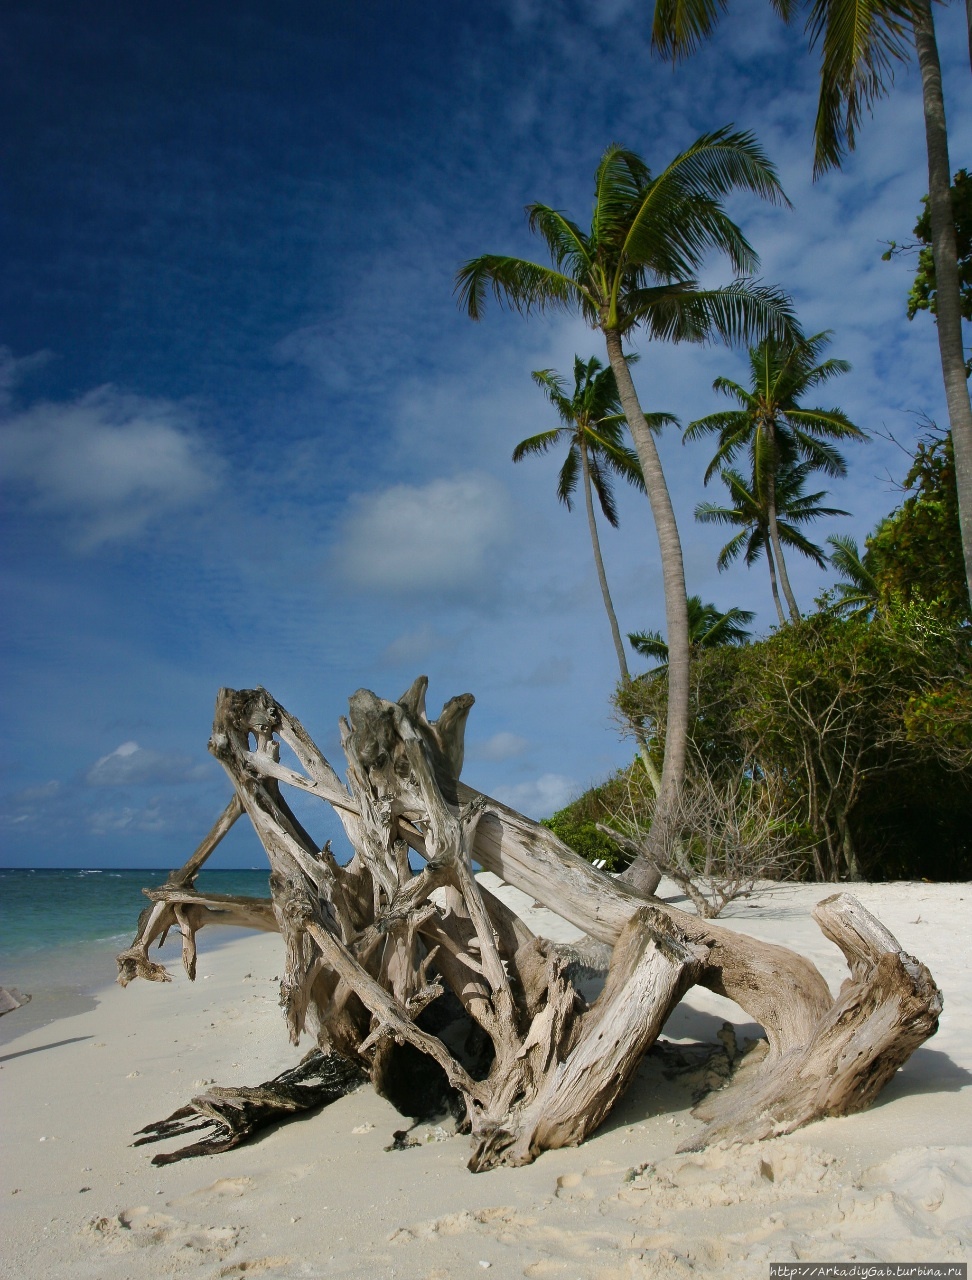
[0,868,271,1041]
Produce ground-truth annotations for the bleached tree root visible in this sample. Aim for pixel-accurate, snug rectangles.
[133,1050,366,1165]
[683,893,944,1149]
[118,678,942,1171]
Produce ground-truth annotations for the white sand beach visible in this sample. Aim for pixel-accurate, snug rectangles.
[1,877,970,1279]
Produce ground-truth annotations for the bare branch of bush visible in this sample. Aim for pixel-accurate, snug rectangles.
[598,760,804,917]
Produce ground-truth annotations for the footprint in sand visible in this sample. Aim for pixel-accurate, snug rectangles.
[218,1257,293,1277]
[172,1175,254,1207]
[554,1159,626,1202]
[390,1205,537,1244]
[825,1145,972,1259]
[84,1204,241,1257]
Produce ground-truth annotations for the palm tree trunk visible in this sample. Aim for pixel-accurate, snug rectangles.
[764,430,802,622]
[765,539,787,627]
[913,0,972,612]
[603,327,690,884]
[579,438,663,802]
[580,442,632,681]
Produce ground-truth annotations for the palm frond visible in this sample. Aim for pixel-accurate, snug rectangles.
[589,453,621,526]
[697,602,755,645]
[695,498,747,527]
[785,428,853,477]
[643,411,681,433]
[651,0,730,60]
[585,429,647,492]
[512,428,566,463]
[648,127,791,211]
[623,188,762,280]
[774,519,829,566]
[637,280,799,347]
[628,627,670,662]
[827,533,880,616]
[526,205,595,280]
[556,445,581,510]
[784,406,866,440]
[455,255,594,321]
[807,0,917,175]
[531,367,578,424]
[722,528,756,568]
[592,145,653,249]
[710,376,755,406]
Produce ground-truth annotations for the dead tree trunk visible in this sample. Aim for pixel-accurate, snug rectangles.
[118,679,942,1172]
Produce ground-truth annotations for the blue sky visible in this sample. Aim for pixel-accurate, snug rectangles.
[1,0,969,868]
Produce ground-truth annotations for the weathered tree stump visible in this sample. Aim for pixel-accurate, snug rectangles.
[118,678,942,1171]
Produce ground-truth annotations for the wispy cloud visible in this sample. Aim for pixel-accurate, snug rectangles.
[337,473,515,595]
[468,730,529,762]
[0,384,219,548]
[494,772,575,819]
[85,741,210,787]
[0,345,55,408]
[381,624,462,666]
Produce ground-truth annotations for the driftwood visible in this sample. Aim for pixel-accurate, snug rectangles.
[0,987,31,1017]
[132,1049,366,1164]
[118,679,943,1171]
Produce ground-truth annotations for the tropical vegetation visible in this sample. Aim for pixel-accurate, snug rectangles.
[695,459,849,624]
[628,594,753,672]
[514,355,668,681]
[684,331,864,622]
[456,128,798,885]
[542,427,972,886]
[650,0,972,611]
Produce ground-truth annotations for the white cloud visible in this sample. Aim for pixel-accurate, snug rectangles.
[0,345,54,408]
[87,802,167,835]
[381,624,459,666]
[0,384,219,547]
[338,473,515,593]
[85,741,209,787]
[494,772,575,818]
[468,731,529,762]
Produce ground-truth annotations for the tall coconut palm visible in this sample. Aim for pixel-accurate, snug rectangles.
[651,0,972,611]
[516,355,675,679]
[455,129,797,882]
[684,331,865,623]
[696,461,849,623]
[629,595,754,673]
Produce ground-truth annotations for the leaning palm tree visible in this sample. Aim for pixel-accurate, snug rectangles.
[650,0,972,611]
[456,129,797,883]
[696,461,849,624]
[684,331,865,623]
[515,355,676,681]
[827,533,882,618]
[629,594,754,673]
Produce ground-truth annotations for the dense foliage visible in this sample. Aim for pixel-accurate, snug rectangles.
[541,771,637,873]
[884,169,972,376]
[613,606,972,881]
[866,431,969,623]
[541,418,971,886]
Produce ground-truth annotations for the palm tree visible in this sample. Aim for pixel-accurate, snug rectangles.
[696,461,849,624]
[683,332,865,623]
[629,595,754,673]
[455,129,796,881]
[651,0,972,612]
[827,533,881,618]
[516,355,676,680]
